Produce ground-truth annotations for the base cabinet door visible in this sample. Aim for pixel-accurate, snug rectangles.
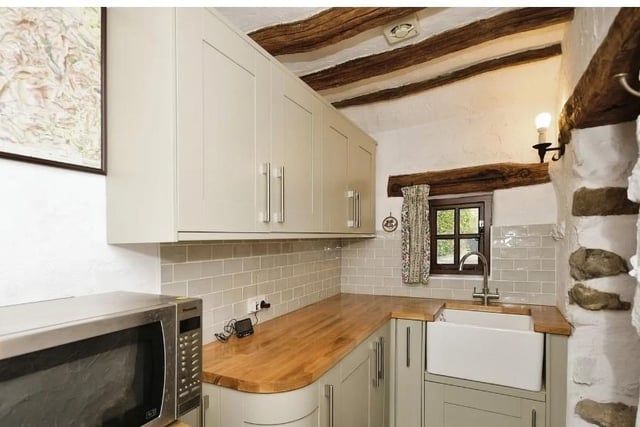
[425,382,545,427]
[202,382,319,427]
[394,320,424,427]
[319,322,390,427]
[339,354,371,427]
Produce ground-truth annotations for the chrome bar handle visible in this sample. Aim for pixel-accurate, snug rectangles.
[280,167,285,223]
[324,384,334,427]
[275,166,285,223]
[355,191,361,228]
[347,190,356,227]
[379,336,385,380]
[201,394,209,427]
[373,340,380,388]
[261,162,271,223]
[406,326,411,368]
[531,409,536,427]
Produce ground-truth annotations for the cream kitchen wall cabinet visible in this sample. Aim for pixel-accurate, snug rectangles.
[176,8,271,235]
[322,108,377,234]
[271,65,323,233]
[349,132,376,233]
[106,8,375,243]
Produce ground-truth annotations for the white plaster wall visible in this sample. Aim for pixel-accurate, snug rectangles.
[343,57,561,228]
[0,159,159,307]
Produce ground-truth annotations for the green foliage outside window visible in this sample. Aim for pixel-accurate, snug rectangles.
[435,208,479,259]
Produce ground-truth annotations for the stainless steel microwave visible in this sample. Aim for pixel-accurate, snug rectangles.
[0,291,202,426]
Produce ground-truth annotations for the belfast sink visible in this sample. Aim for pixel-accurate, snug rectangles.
[426,308,544,391]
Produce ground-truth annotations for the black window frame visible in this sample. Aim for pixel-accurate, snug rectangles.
[429,194,492,275]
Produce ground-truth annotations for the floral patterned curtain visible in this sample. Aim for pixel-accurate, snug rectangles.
[401,184,431,284]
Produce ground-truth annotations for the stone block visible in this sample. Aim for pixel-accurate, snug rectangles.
[572,187,639,216]
[575,399,637,427]
[568,283,630,311]
[569,247,629,280]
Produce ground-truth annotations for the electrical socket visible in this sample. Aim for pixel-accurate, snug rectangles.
[246,295,266,314]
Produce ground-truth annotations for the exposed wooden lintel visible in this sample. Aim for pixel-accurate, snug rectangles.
[249,7,423,56]
[302,7,574,91]
[387,162,550,197]
[333,44,562,109]
[558,8,640,146]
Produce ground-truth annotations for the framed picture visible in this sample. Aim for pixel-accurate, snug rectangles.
[0,7,106,174]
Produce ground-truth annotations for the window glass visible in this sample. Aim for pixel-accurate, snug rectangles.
[436,239,455,264]
[460,238,479,264]
[459,208,479,234]
[436,209,455,235]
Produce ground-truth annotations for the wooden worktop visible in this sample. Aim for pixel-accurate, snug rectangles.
[202,293,570,393]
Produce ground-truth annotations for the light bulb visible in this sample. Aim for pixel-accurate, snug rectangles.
[535,112,552,131]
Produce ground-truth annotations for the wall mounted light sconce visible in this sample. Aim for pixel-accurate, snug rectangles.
[532,112,564,163]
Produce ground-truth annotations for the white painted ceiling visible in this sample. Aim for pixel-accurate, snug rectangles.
[216,7,568,106]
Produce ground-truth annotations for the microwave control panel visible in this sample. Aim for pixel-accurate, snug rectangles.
[176,299,202,417]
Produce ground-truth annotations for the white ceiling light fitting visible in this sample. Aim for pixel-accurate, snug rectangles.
[383,15,419,45]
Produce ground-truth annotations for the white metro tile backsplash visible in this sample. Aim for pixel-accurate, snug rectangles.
[161,240,342,343]
[340,224,557,305]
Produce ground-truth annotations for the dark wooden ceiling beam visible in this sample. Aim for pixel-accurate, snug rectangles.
[302,7,574,91]
[387,162,550,198]
[248,7,424,56]
[332,43,562,109]
[558,7,640,146]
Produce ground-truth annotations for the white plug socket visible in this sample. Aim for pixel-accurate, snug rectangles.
[246,295,266,314]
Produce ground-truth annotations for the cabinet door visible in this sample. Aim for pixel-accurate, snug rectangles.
[271,66,323,232]
[176,8,270,233]
[394,320,423,427]
[349,134,376,233]
[425,382,545,427]
[322,108,351,233]
[339,351,371,427]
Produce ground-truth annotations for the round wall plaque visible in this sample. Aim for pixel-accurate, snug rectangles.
[382,213,398,232]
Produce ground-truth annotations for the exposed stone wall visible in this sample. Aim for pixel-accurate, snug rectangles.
[551,123,640,426]
[552,8,640,424]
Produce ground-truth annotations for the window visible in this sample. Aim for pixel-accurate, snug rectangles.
[429,195,492,275]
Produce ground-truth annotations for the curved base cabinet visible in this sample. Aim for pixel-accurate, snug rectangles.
[201,323,390,427]
[202,381,318,427]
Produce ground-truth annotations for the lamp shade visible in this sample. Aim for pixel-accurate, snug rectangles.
[535,112,552,131]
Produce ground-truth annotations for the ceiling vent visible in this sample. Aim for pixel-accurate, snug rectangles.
[383,15,419,45]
